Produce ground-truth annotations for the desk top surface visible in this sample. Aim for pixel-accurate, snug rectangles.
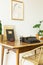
[0,41,43,49]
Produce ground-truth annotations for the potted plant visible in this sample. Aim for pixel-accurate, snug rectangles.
[33,20,43,40]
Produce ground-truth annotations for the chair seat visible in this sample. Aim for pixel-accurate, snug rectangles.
[22,54,40,65]
[22,47,43,65]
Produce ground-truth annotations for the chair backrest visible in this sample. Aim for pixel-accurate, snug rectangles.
[4,25,15,42]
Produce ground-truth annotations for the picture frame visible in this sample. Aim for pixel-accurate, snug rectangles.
[4,25,15,42]
[6,29,15,42]
[11,0,24,20]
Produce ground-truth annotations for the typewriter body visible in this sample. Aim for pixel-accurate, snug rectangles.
[20,36,40,43]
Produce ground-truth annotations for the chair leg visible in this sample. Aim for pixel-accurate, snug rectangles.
[38,46,43,65]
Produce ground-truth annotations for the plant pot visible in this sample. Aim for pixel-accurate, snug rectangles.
[36,34,39,40]
[39,36,43,41]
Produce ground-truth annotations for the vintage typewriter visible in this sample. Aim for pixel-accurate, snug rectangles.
[20,36,40,43]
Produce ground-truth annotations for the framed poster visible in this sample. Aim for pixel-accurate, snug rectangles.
[11,0,24,20]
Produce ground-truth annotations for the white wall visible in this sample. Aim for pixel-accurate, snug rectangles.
[0,0,43,65]
[0,0,43,37]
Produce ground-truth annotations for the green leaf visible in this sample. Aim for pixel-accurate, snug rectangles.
[39,30,43,32]
[33,24,41,28]
[38,30,43,36]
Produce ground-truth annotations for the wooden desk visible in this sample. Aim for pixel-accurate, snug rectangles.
[0,41,43,65]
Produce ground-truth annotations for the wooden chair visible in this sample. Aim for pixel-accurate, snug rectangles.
[22,47,41,65]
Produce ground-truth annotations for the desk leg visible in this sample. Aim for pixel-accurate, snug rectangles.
[16,49,19,65]
[1,46,4,65]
